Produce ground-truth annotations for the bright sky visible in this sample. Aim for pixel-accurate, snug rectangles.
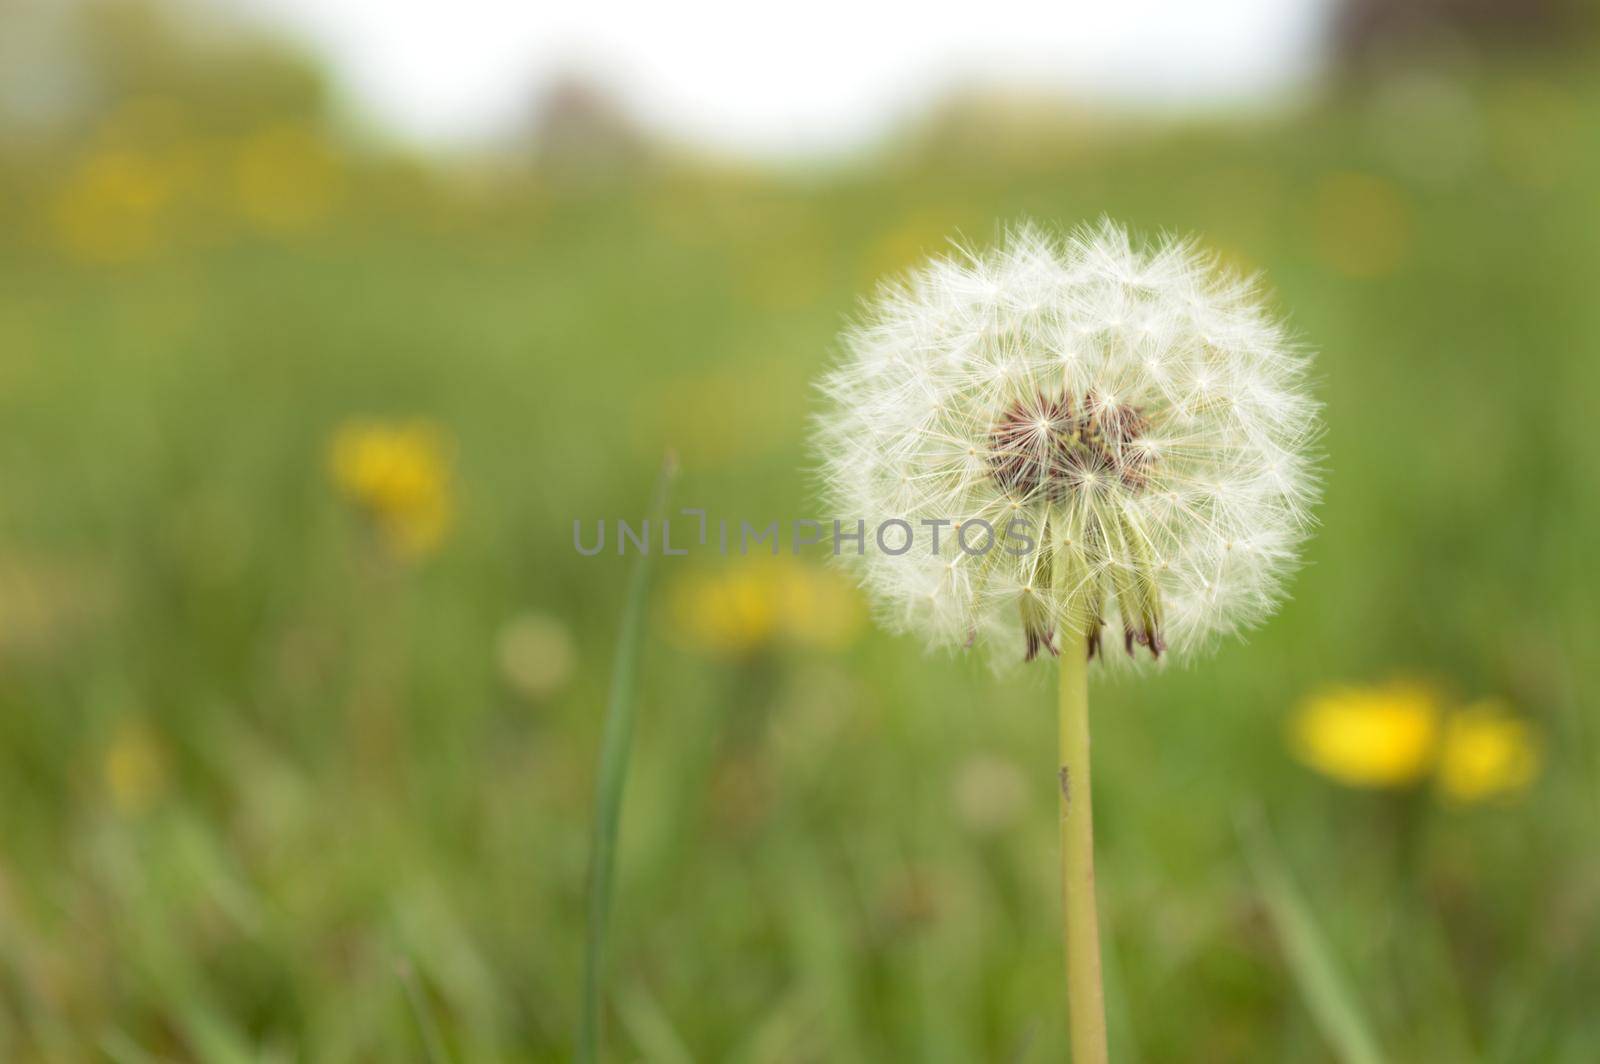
[226,0,1334,155]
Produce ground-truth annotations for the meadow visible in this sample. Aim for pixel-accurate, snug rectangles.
[0,9,1597,1060]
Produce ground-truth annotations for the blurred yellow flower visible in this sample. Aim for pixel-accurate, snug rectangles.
[234,124,342,235]
[668,557,863,658]
[51,149,173,263]
[328,419,454,560]
[776,560,865,652]
[669,564,778,656]
[1289,680,1439,788]
[1437,700,1541,804]
[103,720,169,815]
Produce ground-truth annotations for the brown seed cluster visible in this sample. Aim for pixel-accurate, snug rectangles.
[987,391,1152,500]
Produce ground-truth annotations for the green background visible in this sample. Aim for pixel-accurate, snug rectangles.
[1,2,1596,1059]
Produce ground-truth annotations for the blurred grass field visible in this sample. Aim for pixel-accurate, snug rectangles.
[2,3,1599,1060]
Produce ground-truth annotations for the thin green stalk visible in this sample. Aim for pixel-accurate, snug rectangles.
[1238,808,1385,1064]
[579,454,678,1064]
[1058,635,1108,1064]
[398,961,450,1064]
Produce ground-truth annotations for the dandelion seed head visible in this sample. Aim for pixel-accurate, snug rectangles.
[815,220,1319,666]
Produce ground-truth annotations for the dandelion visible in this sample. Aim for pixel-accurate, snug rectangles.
[328,419,454,560]
[51,149,173,263]
[668,564,779,657]
[819,221,1316,666]
[667,558,863,658]
[1437,699,1541,804]
[1289,683,1543,804]
[234,123,342,235]
[1290,680,1440,789]
[814,221,1318,1060]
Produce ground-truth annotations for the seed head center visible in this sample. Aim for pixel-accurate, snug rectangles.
[988,390,1152,499]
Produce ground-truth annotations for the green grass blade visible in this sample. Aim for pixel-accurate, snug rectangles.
[616,982,696,1064]
[98,1032,159,1064]
[174,1004,257,1064]
[579,454,678,1064]
[1237,808,1386,1064]
[398,960,451,1064]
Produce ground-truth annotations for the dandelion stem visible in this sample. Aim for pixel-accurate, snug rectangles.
[1058,638,1109,1064]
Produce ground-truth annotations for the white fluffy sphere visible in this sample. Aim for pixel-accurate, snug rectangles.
[815,221,1318,666]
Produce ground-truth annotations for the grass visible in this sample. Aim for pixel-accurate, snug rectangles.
[1239,809,1384,1064]
[0,19,1598,1059]
[581,454,677,1062]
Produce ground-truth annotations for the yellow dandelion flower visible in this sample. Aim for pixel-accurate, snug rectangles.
[1289,680,1440,789]
[328,419,455,560]
[668,558,863,658]
[668,564,780,658]
[772,560,864,652]
[51,149,173,263]
[1437,700,1541,804]
[234,123,342,235]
